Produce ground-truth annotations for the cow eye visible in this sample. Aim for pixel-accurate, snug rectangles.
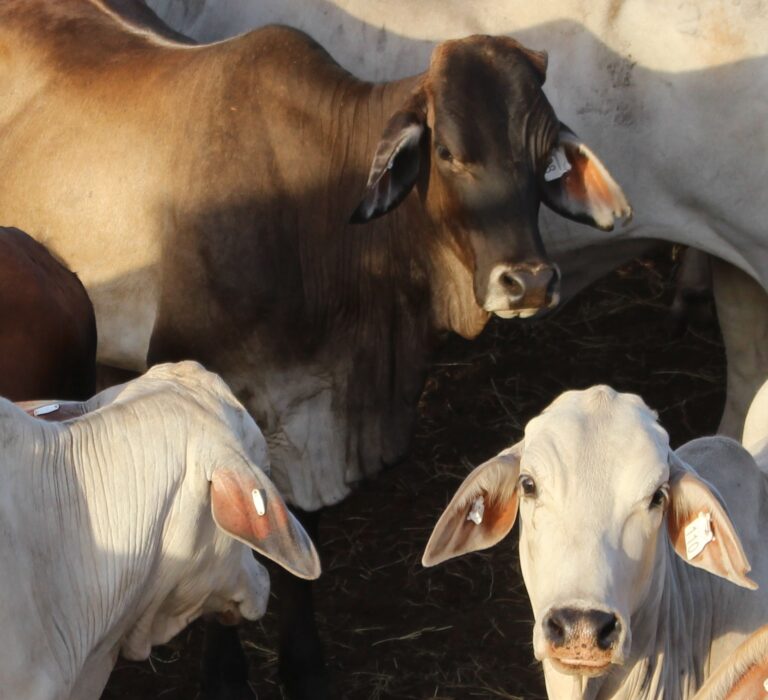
[435,143,453,162]
[649,486,668,510]
[518,474,537,498]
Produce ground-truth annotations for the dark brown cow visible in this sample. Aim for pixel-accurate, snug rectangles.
[0,2,630,697]
[0,227,96,401]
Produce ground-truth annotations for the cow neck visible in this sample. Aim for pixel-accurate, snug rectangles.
[290,69,486,350]
[18,411,186,685]
[7,419,99,687]
[319,72,435,336]
[350,76,489,341]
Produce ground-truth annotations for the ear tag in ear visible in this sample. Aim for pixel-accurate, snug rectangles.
[252,488,266,516]
[467,496,485,525]
[33,403,60,417]
[544,148,572,182]
[763,678,768,692]
[685,511,714,560]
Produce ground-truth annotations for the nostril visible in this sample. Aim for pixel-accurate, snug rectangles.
[499,271,525,300]
[596,615,620,651]
[544,612,566,647]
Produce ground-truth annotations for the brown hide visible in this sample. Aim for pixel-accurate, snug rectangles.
[0,227,96,401]
[0,1,618,506]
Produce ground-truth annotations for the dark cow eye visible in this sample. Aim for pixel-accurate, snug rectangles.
[649,486,668,510]
[435,143,453,162]
[518,474,537,498]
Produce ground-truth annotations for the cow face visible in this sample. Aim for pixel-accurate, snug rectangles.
[352,35,631,319]
[423,386,754,680]
[156,361,323,583]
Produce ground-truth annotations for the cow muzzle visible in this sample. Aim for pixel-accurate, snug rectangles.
[541,606,624,676]
[484,262,561,319]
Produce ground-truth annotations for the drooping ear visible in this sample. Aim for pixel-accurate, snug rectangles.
[666,452,756,590]
[422,443,522,567]
[692,625,768,700]
[350,89,427,224]
[211,460,321,580]
[541,123,632,231]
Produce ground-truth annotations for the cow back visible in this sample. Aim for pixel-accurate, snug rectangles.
[0,227,97,400]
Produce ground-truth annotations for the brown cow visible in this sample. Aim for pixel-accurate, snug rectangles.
[0,227,96,401]
[0,2,630,697]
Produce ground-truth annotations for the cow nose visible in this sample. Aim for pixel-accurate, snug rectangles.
[544,608,621,651]
[493,262,560,310]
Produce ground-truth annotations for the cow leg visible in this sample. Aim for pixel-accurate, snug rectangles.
[666,247,714,336]
[200,619,255,700]
[713,257,768,438]
[278,507,329,700]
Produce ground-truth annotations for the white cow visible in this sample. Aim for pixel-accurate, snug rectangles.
[1,361,320,700]
[424,384,768,699]
[147,0,768,436]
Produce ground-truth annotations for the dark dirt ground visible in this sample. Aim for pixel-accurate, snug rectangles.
[103,247,725,700]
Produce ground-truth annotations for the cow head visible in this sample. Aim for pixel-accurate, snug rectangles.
[118,362,321,658]
[423,386,755,683]
[352,35,631,319]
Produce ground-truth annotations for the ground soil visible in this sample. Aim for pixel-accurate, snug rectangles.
[103,247,725,700]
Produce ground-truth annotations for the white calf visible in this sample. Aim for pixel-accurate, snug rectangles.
[1,361,320,700]
[424,384,768,699]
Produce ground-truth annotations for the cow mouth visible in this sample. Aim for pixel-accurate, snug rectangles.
[549,657,613,677]
[493,308,542,319]
[214,607,244,626]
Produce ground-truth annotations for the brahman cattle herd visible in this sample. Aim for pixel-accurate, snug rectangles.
[0,1,765,699]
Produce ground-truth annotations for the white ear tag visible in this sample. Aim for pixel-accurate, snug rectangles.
[684,512,714,560]
[467,496,485,525]
[252,489,266,516]
[763,678,768,692]
[544,148,572,182]
[33,403,60,417]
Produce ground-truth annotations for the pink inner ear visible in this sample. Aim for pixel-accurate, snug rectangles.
[667,472,756,590]
[484,495,519,539]
[563,145,614,209]
[211,468,273,543]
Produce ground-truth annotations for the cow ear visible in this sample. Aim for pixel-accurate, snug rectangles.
[666,452,756,590]
[422,444,522,567]
[541,123,632,231]
[692,625,768,700]
[211,460,321,580]
[350,89,427,224]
